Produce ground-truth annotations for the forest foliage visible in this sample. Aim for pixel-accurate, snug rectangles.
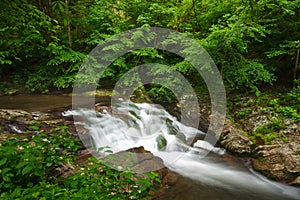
[0,124,159,199]
[0,0,299,95]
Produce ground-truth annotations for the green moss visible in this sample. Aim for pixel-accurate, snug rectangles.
[236,107,252,118]
[257,156,266,162]
[255,120,284,135]
[156,135,167,150]
[249,130,288,145]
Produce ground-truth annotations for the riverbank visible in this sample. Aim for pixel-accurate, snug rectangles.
[1,102,299,199]
[0,88,299,197]
[0,107,167,199]
[220,89,300,185]
[178,87,300,186]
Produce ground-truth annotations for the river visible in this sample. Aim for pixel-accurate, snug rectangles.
[1,94,300,200]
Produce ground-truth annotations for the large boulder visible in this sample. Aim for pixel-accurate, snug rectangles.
[101,146,179,186]
[74,146,179,199]
[252,140,300,185]
[220,118,300,185]
[0,109,63,124]
[0,109,66,134]
[220,120,254,155]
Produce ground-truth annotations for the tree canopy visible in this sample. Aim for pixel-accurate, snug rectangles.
[0,0,299,94]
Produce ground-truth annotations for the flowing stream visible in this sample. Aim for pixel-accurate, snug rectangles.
[66,100,300,200]
[1,95,299,199]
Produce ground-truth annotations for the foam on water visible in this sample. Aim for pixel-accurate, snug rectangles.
[64,101,300,199]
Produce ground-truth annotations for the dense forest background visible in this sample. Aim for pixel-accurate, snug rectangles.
[1,1,300,199]
[1,0,299,96]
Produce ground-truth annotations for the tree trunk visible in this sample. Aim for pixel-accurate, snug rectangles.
[65,0,72,48]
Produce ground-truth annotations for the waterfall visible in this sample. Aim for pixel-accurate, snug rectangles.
[64,101,300,200]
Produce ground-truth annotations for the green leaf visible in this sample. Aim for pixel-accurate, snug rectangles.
[2,168,13,182]
[0,158,7,166]
[2,167,10,174]
[16,162,27,169]
[22,165,33,175]
[29,125,39,131]
[32,192,40,198]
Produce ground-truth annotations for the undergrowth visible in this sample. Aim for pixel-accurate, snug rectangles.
[228,87,300,144]
[0,124,159,199]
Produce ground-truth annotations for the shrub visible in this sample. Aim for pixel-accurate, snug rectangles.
[0,125,159,199]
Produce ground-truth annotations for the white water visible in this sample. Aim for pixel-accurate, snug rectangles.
[8,124,24,133]
[65,101,300,200]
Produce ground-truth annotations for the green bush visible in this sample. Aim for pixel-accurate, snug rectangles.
[0,125,159,199]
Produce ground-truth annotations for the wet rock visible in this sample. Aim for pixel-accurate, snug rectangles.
[220,118,300,184]
[128,147,179,187]
[82,89,112,97]
[7,121,28,133]
[151,176,202,200]
[133,157,165,174]
[95,103,112,113]
[0,132,10,141]
[74,149,93,166]
[73,146,179,199]
[31,111,63,124]
[102,146,179,186]
[252,141,300,182]
[5,89,19,96]
[0,109,64,125]
[31,111,53,121]
[0,110,31,134]
[0,109,32,122]
[220,120,254,155]
[103,146,163,172]
[290,176,300,186]
[42,119,64,124]
[227,95,300,184]
[161,170,179,186]
[0,109,69,135]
